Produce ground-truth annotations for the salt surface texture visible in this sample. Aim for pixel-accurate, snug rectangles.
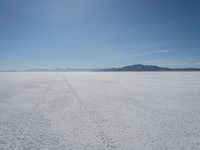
[0,72,200,150]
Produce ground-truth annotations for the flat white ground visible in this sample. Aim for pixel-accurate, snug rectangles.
[0,72,200,150]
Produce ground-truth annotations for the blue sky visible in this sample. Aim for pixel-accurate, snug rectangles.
[0,0,200,69]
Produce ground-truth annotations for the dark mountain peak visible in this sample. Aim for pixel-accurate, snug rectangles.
[119,64,171,71]
[100,64,200,71]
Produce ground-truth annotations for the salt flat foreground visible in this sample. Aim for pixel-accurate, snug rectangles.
[0,72,200,150]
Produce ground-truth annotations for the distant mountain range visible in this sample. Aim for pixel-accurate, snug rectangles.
[99,64,200,71]
[1,64,200,72]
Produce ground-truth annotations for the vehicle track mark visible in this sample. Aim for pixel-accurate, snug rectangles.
[61,75,118,150]
[32,75,58,111]
[62,76,84,106]
[10,75,58,149]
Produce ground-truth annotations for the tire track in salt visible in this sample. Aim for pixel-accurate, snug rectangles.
[10,75,84,150]
[19,74,58,122]
[10,75,58,150]
[32,75,58,112]
[61,75,118,150]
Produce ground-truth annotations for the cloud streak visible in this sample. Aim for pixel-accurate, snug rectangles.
[131,49,172,57]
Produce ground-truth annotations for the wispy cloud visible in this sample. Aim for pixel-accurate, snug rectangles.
[131,49,172,57]
[142,59,200,68]
[153,49,172,53]
[193,62,200,65]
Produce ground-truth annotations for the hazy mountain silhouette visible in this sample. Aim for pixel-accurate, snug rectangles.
[99,64,200,71]
[1,64,200,72]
